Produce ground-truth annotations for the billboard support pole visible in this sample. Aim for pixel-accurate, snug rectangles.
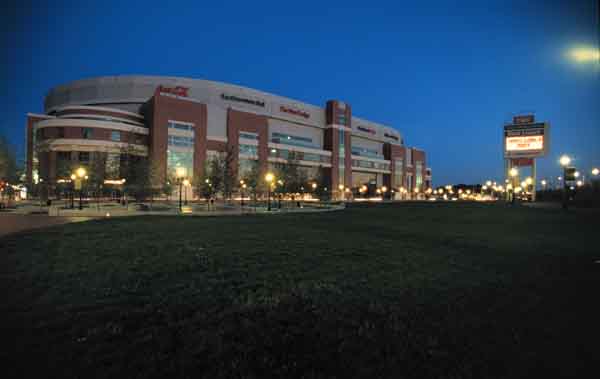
[531,158,536,202]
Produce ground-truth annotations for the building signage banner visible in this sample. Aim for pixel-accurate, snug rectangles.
[221,93,265,107]
[384,132,399,141]
[503,122,548,158]
[357,126,376,135]
[156,85,189,97]
[280,105,309,119]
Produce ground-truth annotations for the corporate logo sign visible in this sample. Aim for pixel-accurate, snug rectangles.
[156,85,189,97]
[221,93,265,107]
[357,126,376,135]
[384,132,399,141]
[280,105,310,119]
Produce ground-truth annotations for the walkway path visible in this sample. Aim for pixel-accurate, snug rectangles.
[0,214,95,238]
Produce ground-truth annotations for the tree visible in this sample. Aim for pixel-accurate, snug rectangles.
[313,165,330,200]
[241,159,262,203]
[194,161,214,202]
[0,135,18,184]
[221,146,237,201]
[120,143,153,203]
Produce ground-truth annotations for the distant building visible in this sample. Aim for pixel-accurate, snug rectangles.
[25,76,430,198]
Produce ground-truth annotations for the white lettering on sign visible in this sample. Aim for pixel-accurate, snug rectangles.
[505,136,544,152]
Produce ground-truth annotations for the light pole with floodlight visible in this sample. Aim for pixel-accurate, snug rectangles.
[265,172,274,211]
[176,167,186,212]
[559,155,571,209]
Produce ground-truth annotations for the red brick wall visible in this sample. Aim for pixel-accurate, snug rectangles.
[226,108,269,178]
[148,94,207,182]
[25,115,52,185]
[325,100,352,191]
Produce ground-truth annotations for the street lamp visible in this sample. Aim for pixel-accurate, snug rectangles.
[338,184,344,200]
[381,186,387,200]
[559,155,571,209]
[183,179,190,205]
[265,172,274,211]
[70,173,76,209]
[176,167,186,212]
[75,167,87,210]
[509,167,519,204]
[240,180,245,207]
[592,168,599,176]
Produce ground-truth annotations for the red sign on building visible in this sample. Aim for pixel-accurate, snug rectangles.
[280,105,310,119]
[156,85,189,97]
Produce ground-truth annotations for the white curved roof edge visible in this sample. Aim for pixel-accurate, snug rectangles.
[27,113,55,119]
[58,113,144,127]
[50,105,144,119]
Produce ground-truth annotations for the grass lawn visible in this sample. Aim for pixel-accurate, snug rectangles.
[1,203,599,378]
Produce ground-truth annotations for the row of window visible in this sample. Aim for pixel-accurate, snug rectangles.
[271,132,319,149]
[168,121,194,132]
[168,135,195,148]
[239,132,259,140]
[351,159,391,171]
[239,144,258,156]
[269,148,329,163]
[351,146,381,159]
[35,127,146,144]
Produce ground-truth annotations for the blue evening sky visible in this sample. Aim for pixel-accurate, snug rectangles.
[1,0,598,185]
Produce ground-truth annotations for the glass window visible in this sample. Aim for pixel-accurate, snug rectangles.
[239,132,259,140]
[415,161,423,188]
[168,135,195,148]
[351,146,380,159]
[78,151,90,163]
[110,131,121,142]
[82,128,93,139]
[394,159,403,187]
[271,132,318,149]
[168,122,194,132]
[167,150,193,178]
[239,144,258,156]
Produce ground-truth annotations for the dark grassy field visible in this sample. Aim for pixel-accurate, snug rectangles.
[1,203,599,378]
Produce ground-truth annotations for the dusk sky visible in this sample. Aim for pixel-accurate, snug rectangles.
[1,0,598,185]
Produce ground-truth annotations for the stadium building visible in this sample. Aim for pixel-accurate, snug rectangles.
[25,76,431,199]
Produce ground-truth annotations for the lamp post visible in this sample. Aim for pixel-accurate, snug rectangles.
[265,172,274,211]
[381,186,388,200]
[592,168,599,177]
[76,167,87,210]
[183,179,190,205]
[240,180,245,207]
[176,167,186,212]
[70,174,76,209]
[509,167,518,205]
[559,155,571,209]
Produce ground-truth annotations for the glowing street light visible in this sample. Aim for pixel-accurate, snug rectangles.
[574,171,580,178]
[568,46,600,63]
[509,167,519,178]
[559,155,571,167]
[485,180,492,187]
[74,167,88,210]
[265,172,274,211]
[592,168,599,176]
[176,167,186,212]
[576,180,583,187]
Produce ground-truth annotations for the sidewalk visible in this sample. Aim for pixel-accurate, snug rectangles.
[36,202,346,217]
